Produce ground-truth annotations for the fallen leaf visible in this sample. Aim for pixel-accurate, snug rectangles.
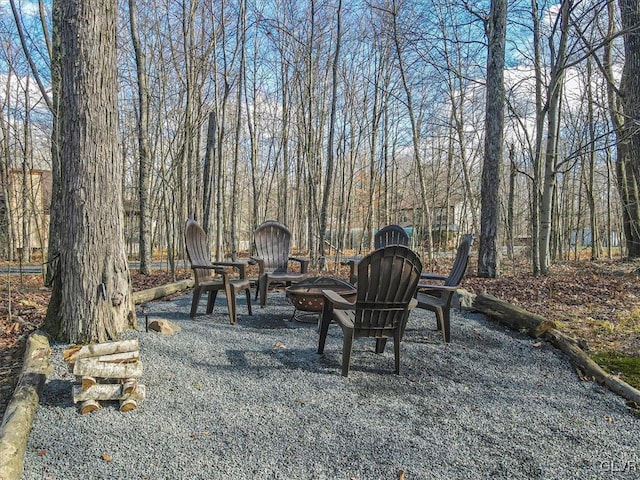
[399,470,406,480]
[604,415,614,423]
[37,450,46,457]
[273,341,287,349]
[101,453,112,462]
[532,341,542,348]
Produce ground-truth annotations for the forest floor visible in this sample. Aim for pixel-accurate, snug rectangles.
[1,255,640,421]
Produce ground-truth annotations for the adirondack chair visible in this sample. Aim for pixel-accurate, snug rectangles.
[344,224,410,284]
[251,220,310,307]
[374,224,409,249]
[318,245,422,376]
[416,234,474,342]
[184,218,252,324]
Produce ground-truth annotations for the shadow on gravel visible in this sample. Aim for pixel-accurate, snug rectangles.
[37,379,75,408]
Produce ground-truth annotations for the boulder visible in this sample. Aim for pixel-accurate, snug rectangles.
[148,319,181,335]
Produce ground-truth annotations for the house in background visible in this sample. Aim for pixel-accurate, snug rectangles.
[397,195,473,249]
[0,168,51,260]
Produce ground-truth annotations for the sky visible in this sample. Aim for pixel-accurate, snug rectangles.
[0,0,39,17]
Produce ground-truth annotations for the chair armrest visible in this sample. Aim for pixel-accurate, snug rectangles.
[340,258,361,284]
[417,285,458,307]
[190,264,226,274]
[420,273,447,282]
[322,289,356,310]
[289,257,310,273]
[418,284,458,294]
[211,261,248,279]
[250,256,266,274]
[340,257,362,266]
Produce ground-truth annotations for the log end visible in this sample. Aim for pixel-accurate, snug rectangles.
[81,376,97,391]
[80,400,101,414]
[119,399,137,413]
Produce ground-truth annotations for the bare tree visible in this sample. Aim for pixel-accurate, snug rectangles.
[45,0,135,343]
[478,0,507,278]
[319,0,342,269]
[616,0,640,257]
[128,0,152,274]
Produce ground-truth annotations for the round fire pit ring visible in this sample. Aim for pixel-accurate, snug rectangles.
[285,277,356,322]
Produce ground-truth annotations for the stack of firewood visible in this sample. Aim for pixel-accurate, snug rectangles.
[63,339,145,414]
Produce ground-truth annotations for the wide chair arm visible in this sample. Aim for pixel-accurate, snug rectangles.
[289,256,310,273]
[210,260,249,279]
[190,264,227,275]
[420,272,448,282]
[417,284,459,307]
[322,289,356,310]
[249,256,266,274]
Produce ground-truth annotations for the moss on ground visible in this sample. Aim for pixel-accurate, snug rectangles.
[591,351,640,390]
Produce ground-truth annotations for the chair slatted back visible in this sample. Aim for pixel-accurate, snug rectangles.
[374,224,409,250]
[354,245,422,338]
[253,221,293,273]
[444,234,474,287]
[185,219,214,285]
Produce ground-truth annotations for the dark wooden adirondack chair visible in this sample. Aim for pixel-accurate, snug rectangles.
[184,218,252,324]
[251,220,310,307]
[374,224,409,249]
[318,245,422,376]
[416,234,474,342]
[345,224,410,284]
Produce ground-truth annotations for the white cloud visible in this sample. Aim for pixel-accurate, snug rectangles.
[0,0,40,17]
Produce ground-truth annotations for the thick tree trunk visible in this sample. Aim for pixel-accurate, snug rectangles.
[478,0,507,278]
[618,0,640,258]
[44,0,135,343]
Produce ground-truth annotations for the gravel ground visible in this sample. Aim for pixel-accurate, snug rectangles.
[22,292,640,480]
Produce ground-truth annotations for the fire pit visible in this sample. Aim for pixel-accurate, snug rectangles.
[285,277,357,322]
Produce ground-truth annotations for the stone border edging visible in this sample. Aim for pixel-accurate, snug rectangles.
[0,279,194,480]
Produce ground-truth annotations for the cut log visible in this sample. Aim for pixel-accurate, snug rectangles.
[0,331,52,480]
[472,293,556,338]
[471,294,640,408]
[97,351,140,364]
[72,384,146,403]
[81,376,97,391]
[64,339,139,364]
[121,379,137,394]
[80,400,101,414]
[544,328,640,405]
[131,278,194,304]
[119,399,137,412]
[73,358,143,379]
[62,345,82,362]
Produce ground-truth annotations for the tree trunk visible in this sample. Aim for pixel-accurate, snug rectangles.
[230,0,246,261]
[539,0,571,274]
[530,0,544,276]
[319,0,342,270]
[473,293,556,338]
[617,0,640,258]
[507,144,516,259]
[44,0,135,344]
[129,0,152,275]
[478,0,507,278]
[391,0,433,260]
